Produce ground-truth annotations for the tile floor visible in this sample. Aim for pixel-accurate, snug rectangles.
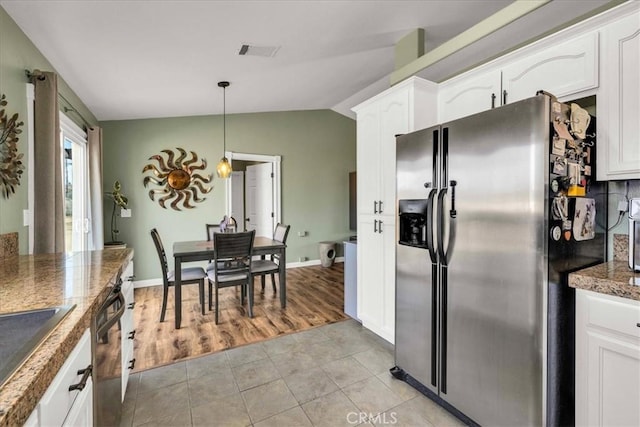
[120,319,467,427]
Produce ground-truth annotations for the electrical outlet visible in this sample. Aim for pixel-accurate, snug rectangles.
[298,256,308,262]
[121,208,132,218]
[297,231,307,237]
[617,200,628,213]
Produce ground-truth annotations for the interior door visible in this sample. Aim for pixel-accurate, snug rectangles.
[230,171,245,231]
[246,163,274,238]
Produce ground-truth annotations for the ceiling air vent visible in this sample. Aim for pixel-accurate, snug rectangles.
[238,44,280,57]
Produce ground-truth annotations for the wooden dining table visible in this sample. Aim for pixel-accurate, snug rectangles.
[172,236,286,329]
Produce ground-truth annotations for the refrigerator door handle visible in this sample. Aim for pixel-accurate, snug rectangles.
[426,188,438,263]
[436,185,458,266]
[436,188,447,262]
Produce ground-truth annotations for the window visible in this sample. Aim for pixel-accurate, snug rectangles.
[60,113,89,252]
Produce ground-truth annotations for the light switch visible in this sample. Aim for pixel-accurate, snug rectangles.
[121,208,132,218]
[23,209,30,226]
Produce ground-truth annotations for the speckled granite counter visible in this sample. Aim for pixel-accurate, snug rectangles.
[0,248,133,427]
[569,260,639,302]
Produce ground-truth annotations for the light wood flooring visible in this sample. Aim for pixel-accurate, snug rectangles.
[131,263,348,372]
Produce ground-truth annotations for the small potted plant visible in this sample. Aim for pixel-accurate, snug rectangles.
[105,180,128,245]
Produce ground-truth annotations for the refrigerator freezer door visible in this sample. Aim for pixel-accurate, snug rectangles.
[396,126,440,393]
[441,97,549,426]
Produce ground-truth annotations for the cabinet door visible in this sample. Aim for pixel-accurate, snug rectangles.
[379,88,409,215]
[439,68,501,123]
[121,260,135,400]
[357,217,384,332]
[39,330,92,426]
[576,290,640,427]
[356,216,395,343]
[356,109,381,216]
[597,11,640,180]
[502,32,598,103]
[62,377,93,427]
[582,332,640,427]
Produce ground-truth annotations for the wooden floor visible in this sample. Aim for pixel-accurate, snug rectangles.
[131,263,348,372]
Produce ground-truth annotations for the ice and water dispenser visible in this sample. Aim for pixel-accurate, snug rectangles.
[398,199,429,248]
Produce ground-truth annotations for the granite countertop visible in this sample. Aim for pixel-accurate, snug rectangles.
[0,248,134,427]
[569,234,639,301]
[569,260,639,301]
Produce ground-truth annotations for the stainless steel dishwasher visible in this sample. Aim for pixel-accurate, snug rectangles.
[92,269,125,426]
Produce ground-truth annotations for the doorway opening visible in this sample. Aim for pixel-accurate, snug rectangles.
[225,152,281,238]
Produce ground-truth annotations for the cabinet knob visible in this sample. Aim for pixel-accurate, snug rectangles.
[503,90,508,105]
[491,93,496,109]
[378,220,383,233]
[373,219,378,233]
[128,301,136,310]
[128,330,136,340]
[379,201,384,214]
[128,359,136,370]
[373,201,378,214]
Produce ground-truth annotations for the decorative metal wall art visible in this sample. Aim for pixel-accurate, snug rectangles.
[0,94,25,198]
[142,148,212,210]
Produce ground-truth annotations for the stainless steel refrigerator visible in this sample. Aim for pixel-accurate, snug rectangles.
[392,94,606,426]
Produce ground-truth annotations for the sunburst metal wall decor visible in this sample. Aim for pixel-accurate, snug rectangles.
[142,148,213,210]
[0,94,25,198]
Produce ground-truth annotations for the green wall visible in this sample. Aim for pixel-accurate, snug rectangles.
[102,110,356,281]
[0,6,97,253]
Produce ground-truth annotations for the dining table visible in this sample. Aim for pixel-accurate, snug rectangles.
[172,236,286,329]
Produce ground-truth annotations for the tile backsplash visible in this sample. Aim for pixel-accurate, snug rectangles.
[0,232,19,259]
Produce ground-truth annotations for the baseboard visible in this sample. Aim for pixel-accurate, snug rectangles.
[134,258,344,289]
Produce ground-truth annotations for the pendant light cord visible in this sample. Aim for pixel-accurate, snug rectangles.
[222,85,226,155]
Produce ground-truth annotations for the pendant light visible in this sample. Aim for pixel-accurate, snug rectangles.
[216,81,232,178]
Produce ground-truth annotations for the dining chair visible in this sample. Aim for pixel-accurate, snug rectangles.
[251,223,290,294]
[207,230,255,324]
[150,228,207,322]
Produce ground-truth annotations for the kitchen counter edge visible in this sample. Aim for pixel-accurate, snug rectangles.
[568,260,639,302]
[0,248,134,427]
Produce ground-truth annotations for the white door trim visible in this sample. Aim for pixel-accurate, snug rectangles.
[225,151,281,226]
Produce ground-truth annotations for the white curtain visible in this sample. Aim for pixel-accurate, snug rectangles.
[87,126,104,250]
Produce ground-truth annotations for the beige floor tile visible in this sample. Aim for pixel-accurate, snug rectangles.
[253,406,313,427]
[242,379,298,423]
[232,358,281,391]
[322,356,372,388]
[283,367,339,404]
[301,389,361,427]
[191,392,251,427]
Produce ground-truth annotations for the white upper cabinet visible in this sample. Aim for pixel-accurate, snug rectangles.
[439,68,501,123]
[354,77,438,218]
[438,24,600,124]
[597,9,640,180]
[502,32,599,103]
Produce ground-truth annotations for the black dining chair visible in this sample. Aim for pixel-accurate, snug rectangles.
[150,228,207,322]
[207,230,255,324]
[251,223,290,294]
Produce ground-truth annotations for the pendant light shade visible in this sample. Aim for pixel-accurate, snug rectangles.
[216,81,232,178]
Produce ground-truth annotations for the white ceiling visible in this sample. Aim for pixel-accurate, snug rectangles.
[1,0,615,121]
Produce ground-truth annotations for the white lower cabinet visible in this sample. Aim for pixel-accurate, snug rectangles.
[35,329,93,426]
[120,260,135,400]
[575,289,640,427]
[356,215,396,343]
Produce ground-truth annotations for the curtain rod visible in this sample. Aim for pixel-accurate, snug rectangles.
[25,69,94,129]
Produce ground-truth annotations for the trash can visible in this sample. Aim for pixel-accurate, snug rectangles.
[319,241,337,267]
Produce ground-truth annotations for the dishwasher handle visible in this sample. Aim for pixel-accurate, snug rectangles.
[96,291,126,338]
